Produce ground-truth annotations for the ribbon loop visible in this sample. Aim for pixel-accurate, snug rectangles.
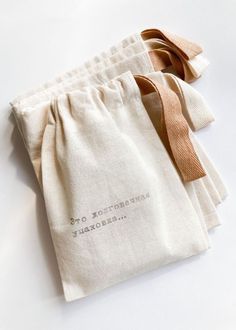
[134,74,206,182]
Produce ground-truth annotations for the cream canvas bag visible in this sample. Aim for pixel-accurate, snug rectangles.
[12,46,226,230]
[37,71,209,301]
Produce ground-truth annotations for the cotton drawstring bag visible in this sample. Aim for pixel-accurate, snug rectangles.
[35,71,209,301]
[11,34,226,230]
[14,53,226,229]
[10,30,227,301]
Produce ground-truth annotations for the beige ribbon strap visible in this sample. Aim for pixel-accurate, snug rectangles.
[141,28,203,60]
[142,28,205,82]
[134,74,206,182]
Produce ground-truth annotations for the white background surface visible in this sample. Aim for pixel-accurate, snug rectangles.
[0,1,236,329]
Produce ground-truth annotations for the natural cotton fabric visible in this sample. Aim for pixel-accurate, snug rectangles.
[39,71,209,301]
[10,28,227,302]
[12,39,226,230]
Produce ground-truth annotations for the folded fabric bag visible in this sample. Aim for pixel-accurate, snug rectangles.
[11,45,227,230]
[10,30,227,302]
[38,71,209,301]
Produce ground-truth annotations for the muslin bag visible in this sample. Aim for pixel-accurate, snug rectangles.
[11,50,225,230]
[37,71,209,301]
[11,28,227,232]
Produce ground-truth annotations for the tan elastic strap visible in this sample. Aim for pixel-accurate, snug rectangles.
[141,28,203,60]
[134,74,206,182]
